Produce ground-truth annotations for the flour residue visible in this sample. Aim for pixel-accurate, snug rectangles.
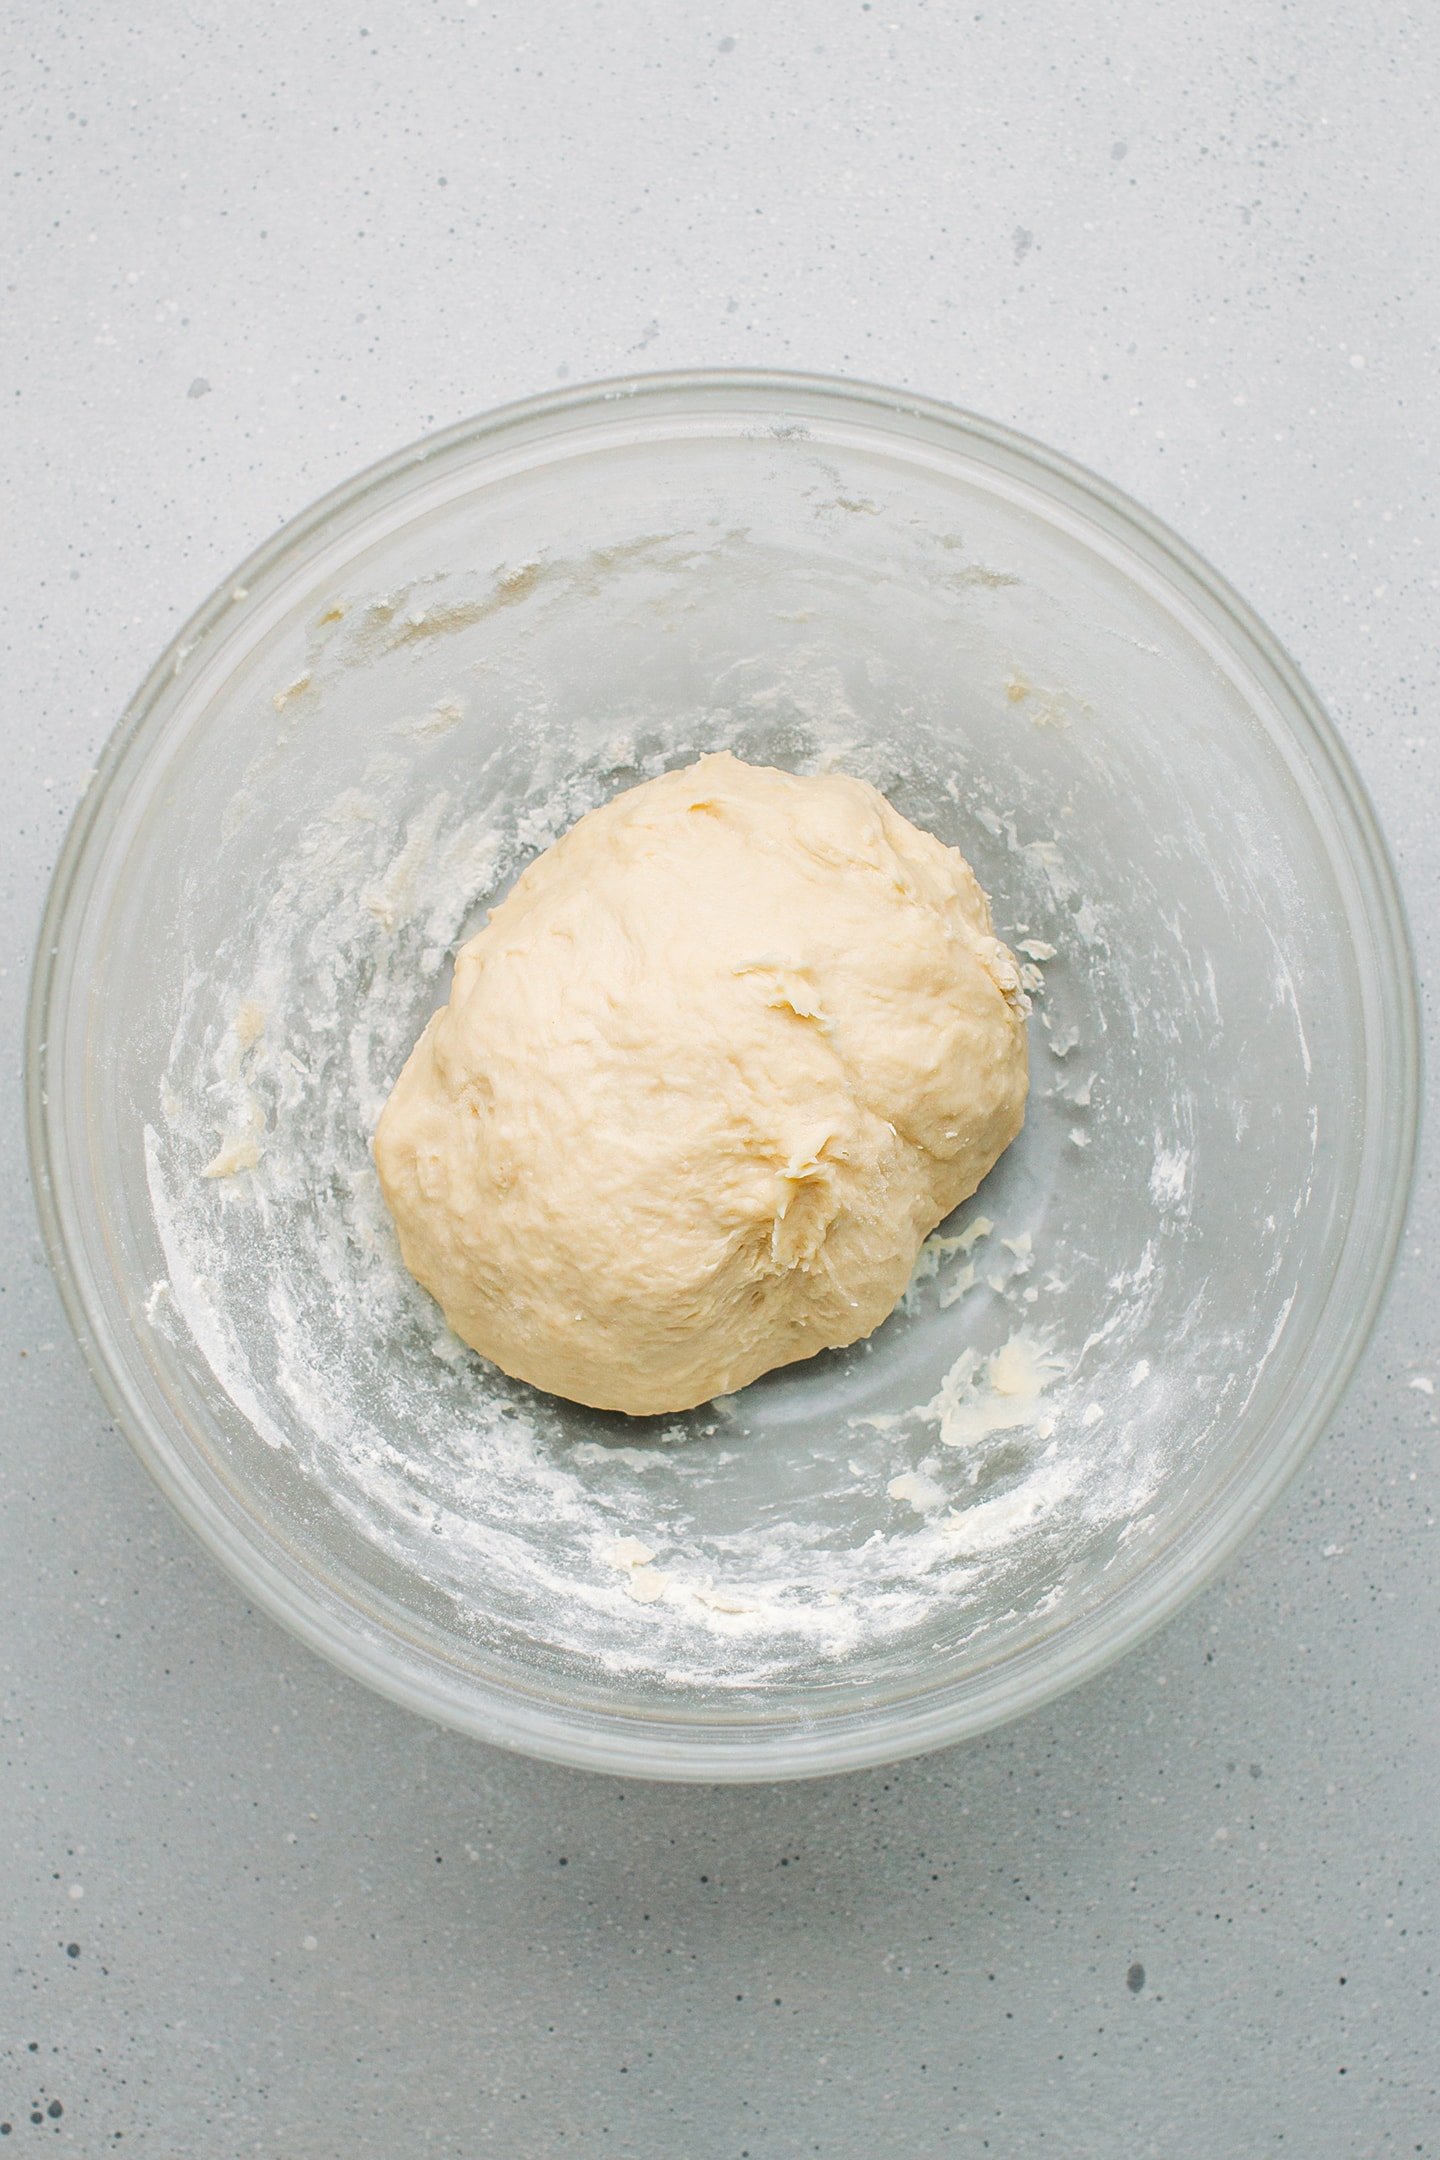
[918,1331,1064,1454]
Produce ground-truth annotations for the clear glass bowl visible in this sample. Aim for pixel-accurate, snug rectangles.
[27,371,1418,1780]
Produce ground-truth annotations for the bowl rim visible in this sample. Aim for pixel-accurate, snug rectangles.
[26,366,1422,1781]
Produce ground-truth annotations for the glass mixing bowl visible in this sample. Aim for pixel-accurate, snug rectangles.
[28,371,1418,1780]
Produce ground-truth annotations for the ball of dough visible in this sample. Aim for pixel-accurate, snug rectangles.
[375,754,1028,1416]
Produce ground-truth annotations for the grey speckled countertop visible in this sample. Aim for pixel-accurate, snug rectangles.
[3,3,1436,2153]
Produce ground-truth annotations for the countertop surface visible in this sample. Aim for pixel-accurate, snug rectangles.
[3,3,1436,2152]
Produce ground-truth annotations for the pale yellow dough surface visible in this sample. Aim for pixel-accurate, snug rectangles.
[374,754,1029,1415]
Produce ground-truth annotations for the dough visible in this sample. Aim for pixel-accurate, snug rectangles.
[374,753,1029,1415]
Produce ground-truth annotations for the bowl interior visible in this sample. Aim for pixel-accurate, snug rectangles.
[41,380,1407,1772]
